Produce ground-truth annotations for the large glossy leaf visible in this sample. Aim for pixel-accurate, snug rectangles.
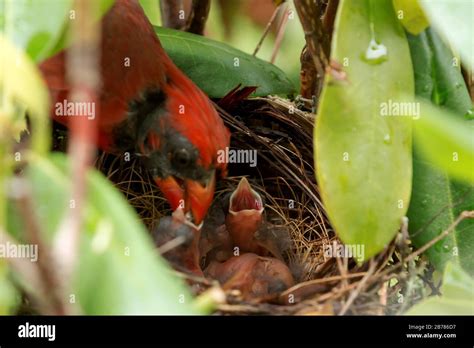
[407,262,474,315]
[315,0,414,260]
[155,27,295,98]
[7,153,198,314]
[407,29,474,275]
[419,0,474,71]
[0,0,114,62]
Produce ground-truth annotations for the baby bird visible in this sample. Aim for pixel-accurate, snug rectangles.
[152,208,203,276]
[205,253,295,301]
[201,177,291,264]
[201,177,295,300]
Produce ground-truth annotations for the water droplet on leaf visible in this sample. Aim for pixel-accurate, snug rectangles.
[362,39,388,65]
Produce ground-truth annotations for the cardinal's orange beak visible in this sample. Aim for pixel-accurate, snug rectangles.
[155,171,215,226]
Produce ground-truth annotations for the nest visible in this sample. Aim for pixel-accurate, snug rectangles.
[95,96,424,315]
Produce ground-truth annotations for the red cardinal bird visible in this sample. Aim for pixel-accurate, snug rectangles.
[39,0,230,225]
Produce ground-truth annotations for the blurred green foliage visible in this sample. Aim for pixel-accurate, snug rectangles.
[0,0,200,315]
[407,28,474,276]
[420,0,473,71]
[7,153,199,314]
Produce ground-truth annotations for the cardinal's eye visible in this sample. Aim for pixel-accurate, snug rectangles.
[172,148,191,168]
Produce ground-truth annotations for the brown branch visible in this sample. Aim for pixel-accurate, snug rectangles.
[53,0,100,290]
[0,228,51,313]
[299,45,319,100]
[294,0,331,105]
[462,67,474,102]
[13,179,70,314]
[322,0,339,42]
[186,0,211,35]
[160,0,189,30]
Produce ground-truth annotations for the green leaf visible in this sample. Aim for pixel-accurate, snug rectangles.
[407,29,474,275]
[0,262,18,314]
[0,0,115,62]
[407,262,474,315]
[0,35,50,153]
[414,101,474,184]
[8,153,199,314]
[392,0,429,35]
[419,0,474,71]
[0,0,73,61]
[154,26,295,98]
[315,0,414,260]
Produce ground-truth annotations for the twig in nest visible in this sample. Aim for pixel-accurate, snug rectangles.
[410,188,473,239]
[279,271,366,303]
[373,210,474,284]
[338,259,377,315]
[377,281,388,315]
[186,0,211,35]
[158,236,187,254]
[253,2,285,56]
[417,265,441,296]
[396,217,419,315]
[335,242,349,290]
[173,270,212,286]
[404,210,474,265]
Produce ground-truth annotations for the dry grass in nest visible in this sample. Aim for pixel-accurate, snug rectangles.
[94,96,418,315]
